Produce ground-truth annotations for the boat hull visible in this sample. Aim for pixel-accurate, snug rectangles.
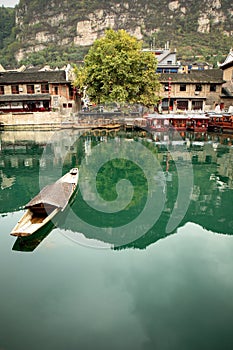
[10,168,79,237]
[10,207,61,237]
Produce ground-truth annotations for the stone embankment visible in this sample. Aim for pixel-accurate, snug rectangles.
[0,111,64,130]
[0,111,128,130]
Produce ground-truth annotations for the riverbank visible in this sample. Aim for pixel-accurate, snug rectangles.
[0,111,64,130]
[0,111,124,130]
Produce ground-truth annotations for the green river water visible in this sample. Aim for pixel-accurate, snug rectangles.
[0,128,233,350]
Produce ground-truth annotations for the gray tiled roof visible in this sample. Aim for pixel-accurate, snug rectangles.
[0,94,51,102]
[0,70,68,84]
[159,69,224,83]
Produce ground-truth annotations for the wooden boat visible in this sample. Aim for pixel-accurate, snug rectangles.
[168,114,187,131]
[207,112,233,133]
[145,113,209,132]
[145,114,170,131]
[142,113,187,131]
[10,168,79,237]
[186,114,209,132]
[12,220,55,251]
[92,123,121,130]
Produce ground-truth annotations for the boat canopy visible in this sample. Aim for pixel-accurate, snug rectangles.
[25,181,74,209]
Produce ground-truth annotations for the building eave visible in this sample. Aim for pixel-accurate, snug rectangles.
[0,71,68,84]
[162,96,207,100]
[0,94,51,102]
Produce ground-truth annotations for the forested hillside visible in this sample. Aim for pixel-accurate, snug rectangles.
[0,0,232,68]
[0,6,16,65]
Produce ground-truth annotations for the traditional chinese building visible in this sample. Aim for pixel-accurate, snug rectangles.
[159,69,224,112]
[220,49,233,109]
[0,66,76,114]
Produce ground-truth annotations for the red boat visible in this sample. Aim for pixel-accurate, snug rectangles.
[145,114,170,131]
[143,113,187,131]
[186,114,209,132]
[207,112,233,133]
[168,114,187,131]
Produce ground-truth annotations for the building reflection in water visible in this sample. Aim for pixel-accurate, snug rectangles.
[0,129,232,251]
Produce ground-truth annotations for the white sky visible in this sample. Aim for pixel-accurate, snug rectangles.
[0,0,19,7]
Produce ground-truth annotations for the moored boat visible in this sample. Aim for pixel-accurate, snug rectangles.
[143,113,187,131]
[168,114,187,131]
[186,113,209,132]
[144,114,170,131]
[10,168,79,237]
[133,112,233,133]
[207,112,233,133]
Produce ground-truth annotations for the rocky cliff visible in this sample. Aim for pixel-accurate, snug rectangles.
[13,0,233,62]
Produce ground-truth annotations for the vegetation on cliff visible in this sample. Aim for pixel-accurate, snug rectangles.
[0,6,16,67]
[0,6,15,49]
[0,0,232,68]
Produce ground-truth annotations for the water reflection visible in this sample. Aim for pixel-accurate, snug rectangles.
[1,129,233,251]
[12,189,78,253]
[12,221,55,252]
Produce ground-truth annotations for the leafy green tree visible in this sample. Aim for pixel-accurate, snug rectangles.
[73,65,88,93]
[74,29,161,107]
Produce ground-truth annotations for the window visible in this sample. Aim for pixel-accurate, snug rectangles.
[164,83,169,91]
[167,60,172,64]
[11,85,19,94]
[54,86,58,95]
[177,100,188,110]
[192,100,203,110]
[210,84,216,92]
[41,83,49,93]
[69,86,74,99]
[195,84,202,92]
[0,86,4,95]
[0,102,9,109]
[162,99,169,108]
[180,84,186,92]
[27,84,35,94]
[170,68,178,73]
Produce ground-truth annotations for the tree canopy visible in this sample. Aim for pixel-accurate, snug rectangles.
[73,29,161,107]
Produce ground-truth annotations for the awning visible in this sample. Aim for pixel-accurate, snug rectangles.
[25,181,74,209]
